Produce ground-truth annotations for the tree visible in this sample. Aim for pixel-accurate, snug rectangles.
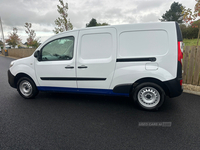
[180,23,199,39]
[86,18,98,27]
[182,0,200,45]
[24,22,40,48]
[53,0,73,34]
[160,2,183,23]
[6,27,21,48]
[0,40,3,47]
[97,22,109,26]
[86,18,109,27]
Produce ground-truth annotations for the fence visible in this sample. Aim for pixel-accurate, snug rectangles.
[183,46,200,85]
[1,48,36,58]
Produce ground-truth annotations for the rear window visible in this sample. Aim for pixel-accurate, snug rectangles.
[119,30,169,57]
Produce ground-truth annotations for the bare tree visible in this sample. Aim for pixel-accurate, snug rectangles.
[53,0,73,34]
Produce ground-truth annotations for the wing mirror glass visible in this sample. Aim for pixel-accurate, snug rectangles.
[34,50,40,59]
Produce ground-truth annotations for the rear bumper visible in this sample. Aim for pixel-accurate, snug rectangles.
[164,78,183,98]
[8,70,16,88]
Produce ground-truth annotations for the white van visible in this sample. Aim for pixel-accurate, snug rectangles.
[8,22,183,110]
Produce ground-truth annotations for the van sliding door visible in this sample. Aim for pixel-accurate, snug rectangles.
[76,28,117,91]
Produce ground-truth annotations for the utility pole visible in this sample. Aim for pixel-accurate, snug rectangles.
[0,17,5,49]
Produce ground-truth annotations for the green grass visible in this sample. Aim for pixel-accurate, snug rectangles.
[183,39,200,46]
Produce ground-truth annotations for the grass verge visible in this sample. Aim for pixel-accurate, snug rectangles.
[183,39,200,46]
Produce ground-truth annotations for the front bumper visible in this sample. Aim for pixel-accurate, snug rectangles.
[8,70,16,88]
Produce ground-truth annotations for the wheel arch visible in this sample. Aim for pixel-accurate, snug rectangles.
[14,73,36,88]
[131,77,169,96]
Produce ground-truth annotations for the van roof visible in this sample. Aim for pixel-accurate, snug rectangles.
[43,21,177,46]
[55,21,176,35]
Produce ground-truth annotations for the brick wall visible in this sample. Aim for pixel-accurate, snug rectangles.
[2,48,36,58]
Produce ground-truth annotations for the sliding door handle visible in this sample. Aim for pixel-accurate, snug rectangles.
[65,66,74,69]
[78,65,88,69]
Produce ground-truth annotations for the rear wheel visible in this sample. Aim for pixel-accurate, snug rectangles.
[133,82,165,110]
[17,77,38,99]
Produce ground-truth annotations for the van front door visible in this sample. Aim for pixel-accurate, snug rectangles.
[76,28,117,93]
[35,31,78,90]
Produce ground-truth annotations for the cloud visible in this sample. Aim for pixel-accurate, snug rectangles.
[136,0,167,12]
[0,0,59,26]
[104,8,123,18]
[83,0,103,9]
[140,13,160,23]
[0,0,197,43]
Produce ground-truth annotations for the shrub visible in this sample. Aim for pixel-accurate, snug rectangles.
[180,24,199,39]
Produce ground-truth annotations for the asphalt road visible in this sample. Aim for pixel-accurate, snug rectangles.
[0,55,200,150]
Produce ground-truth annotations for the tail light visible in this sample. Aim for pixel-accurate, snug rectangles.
[178,41,183,86]
[180,79,182,86]
[178,42,183,64]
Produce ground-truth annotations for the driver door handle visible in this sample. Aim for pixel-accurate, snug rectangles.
[65,66,74,69]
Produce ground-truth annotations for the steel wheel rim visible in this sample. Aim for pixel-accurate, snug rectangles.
[138,87,160,108]
[19,80,32,97]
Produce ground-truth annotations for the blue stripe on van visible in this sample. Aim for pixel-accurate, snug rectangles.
[37,86,129,96]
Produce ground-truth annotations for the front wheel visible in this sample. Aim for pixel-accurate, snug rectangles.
[133,82,165,110]
[17,77,38,99]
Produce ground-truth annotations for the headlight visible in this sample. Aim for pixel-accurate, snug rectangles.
[9,62,14,68]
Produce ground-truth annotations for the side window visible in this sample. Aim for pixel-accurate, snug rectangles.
[41,36,74,61]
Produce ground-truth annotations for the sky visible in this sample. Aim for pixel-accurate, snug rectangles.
[0,0,196,43]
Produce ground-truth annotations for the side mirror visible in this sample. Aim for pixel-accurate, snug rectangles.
[34,50,40,59]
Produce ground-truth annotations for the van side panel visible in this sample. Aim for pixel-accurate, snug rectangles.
[110,22,178,93]
[76,28,117,89]
[119,30,168,57]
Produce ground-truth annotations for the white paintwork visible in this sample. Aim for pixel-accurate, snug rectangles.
[110,22,177,89]
[119,30,168,57]
[35,31,78,88]
[76,28,117,89]
[145,63,158,70]
[9,22,179,92]
[9,56,39,86]
[79,32,113,59]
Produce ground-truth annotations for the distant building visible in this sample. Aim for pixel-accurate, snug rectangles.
[17,41,28,48]
[5,41,28,49]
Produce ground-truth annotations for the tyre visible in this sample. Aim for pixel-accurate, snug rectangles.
[17,77,39,99]
[133,82,165,110]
